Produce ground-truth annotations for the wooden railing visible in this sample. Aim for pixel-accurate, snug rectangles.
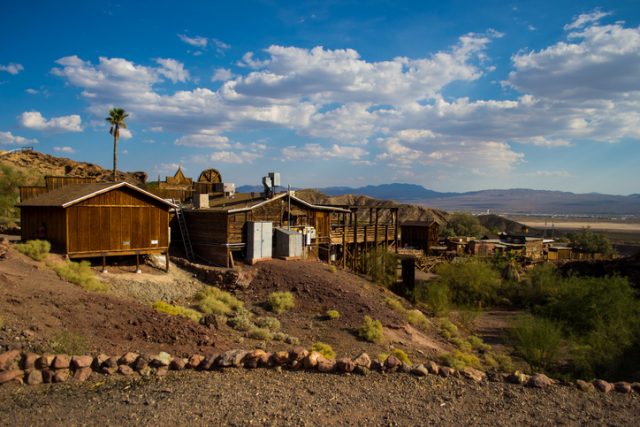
[330,225,395,244]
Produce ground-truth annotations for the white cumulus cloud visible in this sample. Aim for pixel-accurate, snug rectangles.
[0,63,24,75]
[0,131,38,145]
[18,111,83,132]
[53,146,75,153]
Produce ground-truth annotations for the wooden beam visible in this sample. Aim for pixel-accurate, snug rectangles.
[342,212,347,269]
[353,209,358,271]
[394,208,399,254]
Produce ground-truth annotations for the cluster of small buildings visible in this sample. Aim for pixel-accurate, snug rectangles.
[16,168,401,272]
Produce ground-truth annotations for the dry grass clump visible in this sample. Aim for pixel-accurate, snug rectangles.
[54,261,109,292]
[358,315,384,344]
[15,239,50,261]
[50,330,89,355]
[247,327,273,341]
[325,309,340,320]
[406,309,430,331]
[273,332,300,345]
[254,316,281,331]
[484,352,513,372]
[267,291,296,314]
[440,350,482,370]
[153,301,203,323]
[227,307,254,332]
[196,286,243,315]
[391,348,411,365]
[385,297,405,313]
[310,342,336,359]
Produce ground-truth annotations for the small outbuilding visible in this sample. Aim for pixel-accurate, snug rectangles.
[18,182,176,268]
[400,220,440,254]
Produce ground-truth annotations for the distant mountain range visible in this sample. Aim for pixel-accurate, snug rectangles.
[237,183,640,216]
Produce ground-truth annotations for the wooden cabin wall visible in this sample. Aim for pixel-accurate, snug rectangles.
[45,176,96,191]
[19,186,48,202]
[67,188,169,256]
[19,207,67,251]
[184,210,230,266]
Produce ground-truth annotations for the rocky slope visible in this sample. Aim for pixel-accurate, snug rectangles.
[0,149,147,185]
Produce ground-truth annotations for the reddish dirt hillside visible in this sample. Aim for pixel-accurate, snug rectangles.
[0,246,231,357]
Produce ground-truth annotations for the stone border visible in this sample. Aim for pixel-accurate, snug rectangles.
[0,349,638,395]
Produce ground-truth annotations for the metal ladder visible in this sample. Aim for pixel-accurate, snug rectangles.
[175,203,194,261]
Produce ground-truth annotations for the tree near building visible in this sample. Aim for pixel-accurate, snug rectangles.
[105,108,129,181]
[441,212,487,238]
[567,227,613,255]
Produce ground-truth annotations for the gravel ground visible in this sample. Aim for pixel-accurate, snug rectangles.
[1,369,638,426]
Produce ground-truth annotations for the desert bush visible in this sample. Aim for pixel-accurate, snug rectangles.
[385,297,405,313]
[15,239,51,261]
[441,212,487,238]
[285,335,300,345]
[267,291,296,314]
[247,327,273,341]
[325,309,340,320]
[468,335,491,352]
[440,350,481,370]
[438,318,459,340]
[406,309,430,331]
[358,315,384,343]
[328,265,337,273]
[391,348,411,365]
[254,316,281,331]
[153,301,202,323]
[517,263,560,307]
[484,352,513,372]
[432,259,502,307]
[0,163,41,222]
[310,342,336,359]
[451,336,473,352]
[417,281,450,316]
[54,261,109,292]
[196,287,243,315]
[366,250,398,288]
[50,330,89,355]
[456,308,481,332]
[567,227,613,255]
[510,315,562,371]
[227,307,255,332]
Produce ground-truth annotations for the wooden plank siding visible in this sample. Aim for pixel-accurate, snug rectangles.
[19,186,48,202]
[19,207,67,251]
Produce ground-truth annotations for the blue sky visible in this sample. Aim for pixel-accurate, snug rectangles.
[1,1,639,195]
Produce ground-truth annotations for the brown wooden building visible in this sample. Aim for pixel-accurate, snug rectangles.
[183,191,350,267]
[400,220,440,254]
[18,182,175,265]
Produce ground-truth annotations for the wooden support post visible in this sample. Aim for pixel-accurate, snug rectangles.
[394,208,399,254]
[385,225,389,251]
[353,209,358,272]
[342,212,347,269]
[369,207,373,225]
[101,254,107,273]
[363,225,368,273]
[135,252,141,274]
[165,251,170,272]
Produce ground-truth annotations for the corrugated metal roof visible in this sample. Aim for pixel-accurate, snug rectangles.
[17,182,177,209]
[192,192,350,214]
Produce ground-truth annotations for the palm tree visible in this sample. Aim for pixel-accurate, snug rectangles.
[105,108,129,181]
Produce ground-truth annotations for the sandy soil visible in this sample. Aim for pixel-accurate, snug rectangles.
[519,221,640,232]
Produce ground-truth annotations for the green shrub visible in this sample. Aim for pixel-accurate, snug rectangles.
[440,350,481,370]
[510,315,562,371]
[376,352,389,363]
[567,227,613,255]
[285,335,300,345]
[54,261,109,292]
[247,327,273,341]
[456,308,481,332]
[385,297,405,313]
[406,309,430,331]
[495,353,513,372]
[451,336,473,352]
[518,263,560,307]
[310,342,336,359]
[391,348,411,365]
[432,259,501,307]
[50,330,89,355]
[418,281,450,316]
[15,239,51,261]
[438,318,459,340]
[227,307,255,332]
[325,309,340,320]
[441,212,487,238]
[358,315,384,343]
[328,265,337,273]
[366,250,398,287]
[0,163,41,222]
[153,301,202,322]
[196,287,243,315]
[254,316,281,331]
[267,291,296,314]
[468,335,491,352]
